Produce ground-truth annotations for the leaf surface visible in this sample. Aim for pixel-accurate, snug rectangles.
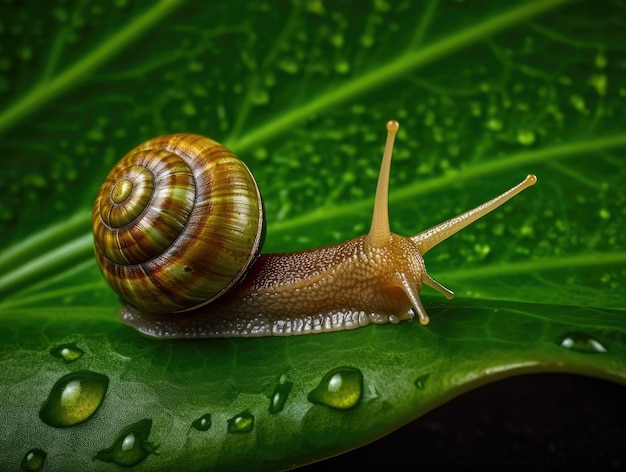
[0,0,625,470]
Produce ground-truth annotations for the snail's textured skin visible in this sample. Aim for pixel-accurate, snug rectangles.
[93,134,264,313]
[121,235,424,338]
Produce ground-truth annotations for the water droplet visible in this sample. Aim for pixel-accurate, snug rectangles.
[570,94,587,113]
[375,0,391,11]
[268,379,293,414]
[192,414,212,431]
[473,243,491,258]
[251,88,269,105]
[520,224,534,237]
[227,410,254,433]
[360,34,374,47]
[334,60,350,74]
[21,448,46,471]
[94,419,156,466]
[308,367,363,409]
[330,32,344,48]
[39,370,109,427]
[517,129,536,146]
[19,46,33,61]
[486,118,502,131]
[264,73,275,88]
[188,60,203,72]
[305,0,325,14]
[414,374,430,390]
[278,58,299,74]
[49,343,84,363]
[589,74,607,96]
[559,333,607,354]
[182,101,197,116]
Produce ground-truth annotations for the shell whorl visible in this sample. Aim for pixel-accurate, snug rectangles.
[92,134,265,313]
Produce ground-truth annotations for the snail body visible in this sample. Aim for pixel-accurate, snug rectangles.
[93,121,536,338]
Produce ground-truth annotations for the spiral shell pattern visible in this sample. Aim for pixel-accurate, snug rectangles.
[92,134,265,313]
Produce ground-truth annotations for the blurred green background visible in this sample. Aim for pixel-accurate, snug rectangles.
[0,0,625,470]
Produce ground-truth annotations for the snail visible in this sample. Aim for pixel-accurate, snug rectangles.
[92,121,536,338]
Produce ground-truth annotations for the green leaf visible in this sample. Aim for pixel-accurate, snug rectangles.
[1,0,625,470]
[1,302,624,470]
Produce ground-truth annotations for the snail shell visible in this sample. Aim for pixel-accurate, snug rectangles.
[92,134,265,313]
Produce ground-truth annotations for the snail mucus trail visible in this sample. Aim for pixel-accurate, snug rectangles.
[93,121,537,338]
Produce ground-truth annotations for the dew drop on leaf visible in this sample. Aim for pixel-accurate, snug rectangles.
[414,373,430,390]
[486,118,503,131]
[268,378,293,414]
[589,74,607,96]
[307,366,363,409]
[374,0,391,12]
[334,60,350,74]
[253,146,268,161]
[330,32,343,48]
[227,410,254,433]
[182,101,196,116]
[49,343,84,363]
[570,94,587,113]
[558,333,608,354]
[473,243,491,259]
[360,34,374,47]
[252,88,270,105]
[516,129,536,146]
[278,58,299,74]
[39,370,109,427]
[19,46,32,61]
[20,448,46,471]
[94,419,156,466]
[191,414,212,431]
